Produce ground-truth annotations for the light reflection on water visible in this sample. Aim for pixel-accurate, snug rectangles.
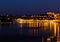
[16,18,60,42]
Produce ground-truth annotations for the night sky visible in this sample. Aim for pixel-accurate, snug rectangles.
[0,0,60,15]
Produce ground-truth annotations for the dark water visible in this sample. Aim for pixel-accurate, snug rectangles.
[0,21,57,42]
[0,22,42,42]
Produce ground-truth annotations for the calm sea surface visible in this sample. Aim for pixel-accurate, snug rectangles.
[0,20,60,42]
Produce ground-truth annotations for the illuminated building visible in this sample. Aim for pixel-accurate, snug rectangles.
[47,12,55,15]
[16,12,60,42]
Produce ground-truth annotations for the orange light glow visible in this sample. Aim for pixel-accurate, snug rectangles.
[16,14,60,42]
[47,38,51,42]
